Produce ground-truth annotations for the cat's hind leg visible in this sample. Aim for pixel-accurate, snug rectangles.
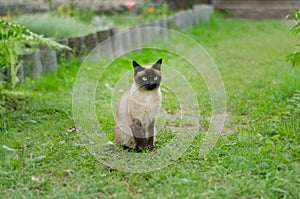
[114,126,136,149]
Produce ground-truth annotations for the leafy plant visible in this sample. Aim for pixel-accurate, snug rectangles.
[73,7,96,23]
[141,2,171,18]
[287,10,300,67]
[54,2,95,24]
[161,2,171,16]
[56,3,74,17]
[0,19,70,88]
[47,0,54,11]
[288,90,300,112]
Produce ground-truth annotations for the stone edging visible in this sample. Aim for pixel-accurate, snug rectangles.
[6,5,213,83]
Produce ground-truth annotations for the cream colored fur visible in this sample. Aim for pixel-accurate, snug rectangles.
[114,82,162,148]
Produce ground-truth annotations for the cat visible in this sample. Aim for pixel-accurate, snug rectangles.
[114,59,163,152]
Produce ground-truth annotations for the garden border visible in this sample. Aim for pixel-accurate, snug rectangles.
[7,4,214,83]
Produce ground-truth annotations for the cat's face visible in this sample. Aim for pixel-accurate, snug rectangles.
[133,59,162,91]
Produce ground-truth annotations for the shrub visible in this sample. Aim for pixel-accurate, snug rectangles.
[0,19,70,88]
[287,10,300,67]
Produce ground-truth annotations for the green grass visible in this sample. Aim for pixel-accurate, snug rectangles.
[1,13,300,198]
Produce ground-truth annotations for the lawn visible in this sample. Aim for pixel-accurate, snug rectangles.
[1,13,300,198]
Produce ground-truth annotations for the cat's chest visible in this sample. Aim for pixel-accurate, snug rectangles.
[130,89,161,107]
[128,90,161,125]
[138,91,160,103]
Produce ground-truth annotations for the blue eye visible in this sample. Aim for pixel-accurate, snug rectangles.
[142,76,148,81]
[154,76,158,81]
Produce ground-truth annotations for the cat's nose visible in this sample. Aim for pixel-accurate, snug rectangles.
[144,83,157,90]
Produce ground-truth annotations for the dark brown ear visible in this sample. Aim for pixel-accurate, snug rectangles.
[133,60,143,73]
[152,58,162,71]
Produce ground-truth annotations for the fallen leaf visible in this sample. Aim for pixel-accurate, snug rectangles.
[67,127,76,133]
[33,155,46,161]
[2,145,17,152]
[63,169,74,177]
[59,140,66,144]
[31,176,40,182]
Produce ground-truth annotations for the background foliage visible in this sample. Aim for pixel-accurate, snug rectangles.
[0,19,70,88]
[287,10,300,67]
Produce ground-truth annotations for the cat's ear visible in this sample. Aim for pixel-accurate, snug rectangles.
[133,60,143,73]
[152,58,162,71]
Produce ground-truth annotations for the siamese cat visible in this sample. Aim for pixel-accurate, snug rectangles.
[114,59,162,151]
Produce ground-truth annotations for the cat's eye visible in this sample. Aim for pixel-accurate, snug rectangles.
[142,76,148,81]
[153,76,158,81]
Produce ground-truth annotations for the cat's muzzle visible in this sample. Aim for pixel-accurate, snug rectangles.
[143,83,159,90]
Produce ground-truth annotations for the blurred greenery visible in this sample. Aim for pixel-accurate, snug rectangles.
[11,3,173,39]
[13,13,104,39]
[287,10,300,67]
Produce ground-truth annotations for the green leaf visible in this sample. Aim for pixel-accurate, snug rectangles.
[290,10,300,21]
[287,10,300,67]
[286,48,300,67]
[0,19,72,88]
[289,22,300,36]
[0,19,71,51]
